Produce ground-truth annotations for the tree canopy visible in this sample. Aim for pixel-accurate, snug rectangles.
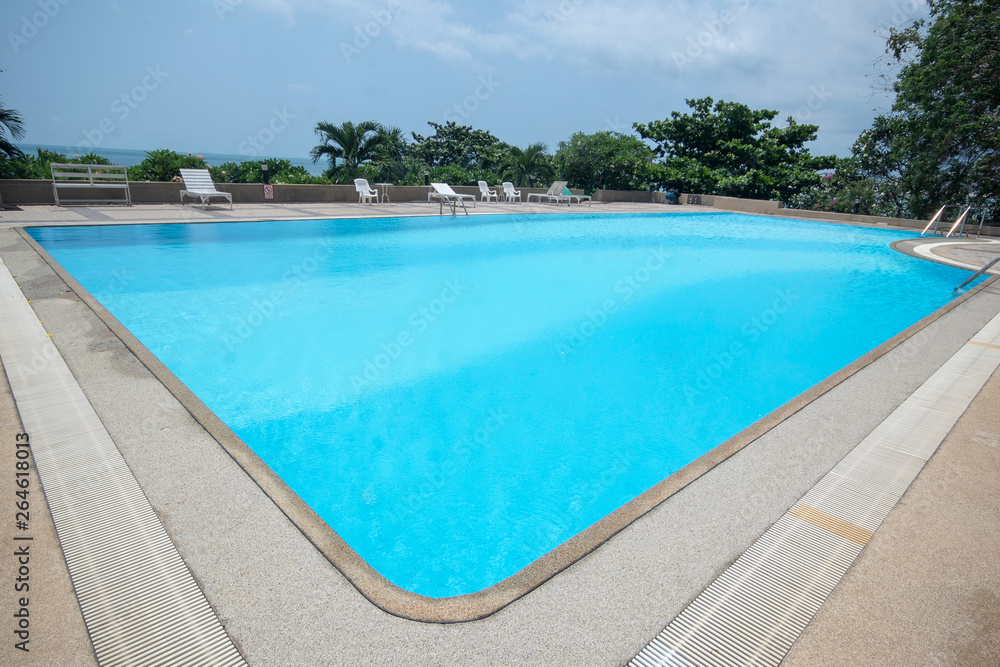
[555,132,656,193]
[789,0,999,220]
[407,121,508,172]
[310,120,401,183]
[884,0,1000,217]
[501,142,553,187]
[0,73,26,176]
[635,97,835,201]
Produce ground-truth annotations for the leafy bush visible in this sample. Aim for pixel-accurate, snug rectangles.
[0,148,116,179]
[127,149,207,182]
[75,152,113,165]
[209,158,330,185]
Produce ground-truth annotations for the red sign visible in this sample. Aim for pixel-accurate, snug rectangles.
[263,184,274,200]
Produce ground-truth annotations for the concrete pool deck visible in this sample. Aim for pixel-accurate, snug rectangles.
[0,201,998,665]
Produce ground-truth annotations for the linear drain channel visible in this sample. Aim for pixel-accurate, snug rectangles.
[631,311,1000,667]
[0,260,247,666]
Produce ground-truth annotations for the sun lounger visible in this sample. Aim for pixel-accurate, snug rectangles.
[430,182,475,215]
[563,186,592,205]
[527,181,571,205]
[179,169,232,210]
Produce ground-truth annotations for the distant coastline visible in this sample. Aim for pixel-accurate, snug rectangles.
[16,144,325,176]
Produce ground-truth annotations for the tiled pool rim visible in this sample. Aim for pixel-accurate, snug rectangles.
[17,223,999,623]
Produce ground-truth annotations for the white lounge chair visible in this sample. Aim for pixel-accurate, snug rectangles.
[430,182,475,215]
[179,169,232,210]
[502,182,521,203]
[527,180,571,205]
[354,178,379,205]
[566,188,592,205]
[478,181,499,203]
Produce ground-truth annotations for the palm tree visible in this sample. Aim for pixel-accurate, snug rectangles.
[310,120,389,183]
[503,142,554,187]
[0,93,26,161]
[367,125,407,183]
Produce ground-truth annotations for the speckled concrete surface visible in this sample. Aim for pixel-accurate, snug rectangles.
[0,200,701,229]
[783,366,1000,667]
[0,205,999,665]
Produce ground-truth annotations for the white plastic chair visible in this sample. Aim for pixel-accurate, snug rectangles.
[502,182,521,203]
[478,181,498,203]
[354,178,379,205]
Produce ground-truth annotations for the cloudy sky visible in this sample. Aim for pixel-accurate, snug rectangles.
[2,0,928,162]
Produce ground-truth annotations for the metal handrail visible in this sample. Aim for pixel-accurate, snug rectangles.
[921,205,949,235]
[945,206,973,238]
[955,255,1000,292]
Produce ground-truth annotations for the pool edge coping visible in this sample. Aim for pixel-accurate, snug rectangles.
[14,224,998,624]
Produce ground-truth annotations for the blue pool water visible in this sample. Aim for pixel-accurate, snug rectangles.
[28,212,976,597]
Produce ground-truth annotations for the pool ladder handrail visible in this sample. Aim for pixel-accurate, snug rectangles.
[945,206,973,238]
[921,205,949,235]
[955,254,1000,292]
[922,204,987,239]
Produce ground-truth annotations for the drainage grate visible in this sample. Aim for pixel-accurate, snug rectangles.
[0,260,247,667]
[631,310,1000,667]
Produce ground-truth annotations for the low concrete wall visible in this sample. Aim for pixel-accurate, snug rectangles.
[678,191,1000,238]
[3,178,996,237]
[0,179,371,205]
[703,195,784,213]
[594,190,665,204]
[0,180,575,206]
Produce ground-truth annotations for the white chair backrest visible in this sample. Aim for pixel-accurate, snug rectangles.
[179,169,218,191]
[546,181,568,196]
[478,181,491,192]
[503,182,516,193]
[432,182,458,196]
[354,178,373,192]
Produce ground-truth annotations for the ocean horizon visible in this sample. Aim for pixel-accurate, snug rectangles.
[17,144,326,176]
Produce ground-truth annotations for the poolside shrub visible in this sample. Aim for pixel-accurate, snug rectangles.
[0,147,113,179]
[127,149,207,182]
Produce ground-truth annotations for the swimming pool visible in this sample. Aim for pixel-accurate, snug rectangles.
[27,212,975,599]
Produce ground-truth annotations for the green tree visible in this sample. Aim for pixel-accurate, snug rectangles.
[878,0,1000,218]
[365,125,408,183]
[408,121,509,172]
[0,78,26,178]
[634,97,835,201]
[310,120,392,183]
[555,131,656,193]
[0,97,24,162]
[502,142,553,187]
[842,115,912,217]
